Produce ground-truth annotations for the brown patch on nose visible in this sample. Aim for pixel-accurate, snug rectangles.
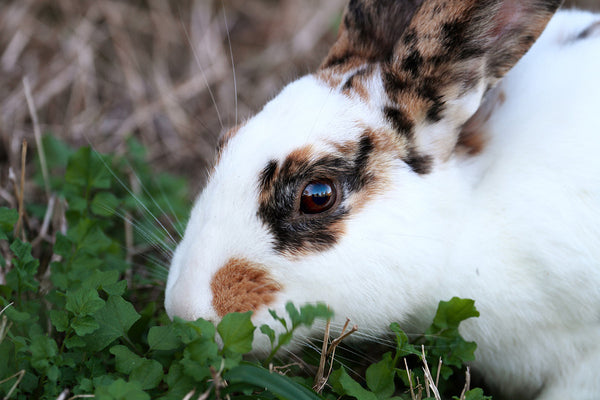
[210,258,281,317]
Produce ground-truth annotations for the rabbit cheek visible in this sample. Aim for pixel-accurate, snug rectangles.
[210,258,281,318]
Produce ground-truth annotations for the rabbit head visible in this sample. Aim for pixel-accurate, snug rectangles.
[164,0,562,350]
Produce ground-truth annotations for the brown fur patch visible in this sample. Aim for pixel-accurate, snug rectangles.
[341,66,375,100]
[257,145,315,206]
[211,258,281,317]
[343,128,398,210]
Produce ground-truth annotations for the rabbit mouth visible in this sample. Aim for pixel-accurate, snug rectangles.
[210,257,282,317]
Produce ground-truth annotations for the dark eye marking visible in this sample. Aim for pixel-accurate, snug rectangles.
[259,160,278,193]
[300,179,337,214]
[257,135,376,256]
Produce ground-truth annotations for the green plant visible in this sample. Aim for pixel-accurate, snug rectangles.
[0,136,491,399]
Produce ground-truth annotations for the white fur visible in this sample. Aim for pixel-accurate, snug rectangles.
[165,9,600,399]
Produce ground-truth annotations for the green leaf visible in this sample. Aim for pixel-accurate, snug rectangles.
[66,287,105,316]
[268,308,287,329]
[259,324,276,345]
[8,240,40,291]
[102,280,127,296]
[69,219,112,254]
[50,309,69,332]
[130,359,164,390]
[29,335,58,371]
[173,317,216,344]
[330,367,378,400]
[64,335,86,349]
[298,303,333,326]
[163,363,196,399]
[226,363,324,400]
[71,315,100,335]
[148,325,181,351]
[89,295,141,351]
[365,352,395,398]
[94,378,150,400]
[217,311,255,355]
[41,134,73,169]
[10,239,35,263]
[183,338,219,366]
[285,302,302,327]
[82,270,119,290]
[47,365,60,382]
[390,323,420,358]
[91,192,119,217]
[457,388,492,400]
[0,207,18,239]
[52,233,73,257]
[431,298,479,330]
[110,345,142,374]
[65,146,111,190]
[4,306,31,322]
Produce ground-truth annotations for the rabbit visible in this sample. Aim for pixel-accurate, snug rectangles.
[164,0,600,398]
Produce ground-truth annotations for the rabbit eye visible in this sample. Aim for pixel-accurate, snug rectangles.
[300,179,336,214]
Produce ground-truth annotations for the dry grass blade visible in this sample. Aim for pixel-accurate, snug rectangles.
[0,303,14,344]
[421,345,441,400]
[459,366,472,400]
[404,358,417,400]
[312,317,358,393]
[0,370,25,400]
[23,77,50,198]
[313,317,332,392]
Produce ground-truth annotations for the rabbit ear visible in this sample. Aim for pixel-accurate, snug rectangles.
[320,0,562,165]
[321,0,426,68]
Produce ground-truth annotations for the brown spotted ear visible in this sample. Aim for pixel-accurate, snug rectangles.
[320,0,562,165]
[321,0,425,69]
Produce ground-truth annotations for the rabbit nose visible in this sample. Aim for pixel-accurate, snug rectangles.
[164,275,217,322]
[210,258,282,317]
[164,296,197,321]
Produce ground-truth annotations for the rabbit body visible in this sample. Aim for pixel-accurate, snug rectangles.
[165,2,600,399]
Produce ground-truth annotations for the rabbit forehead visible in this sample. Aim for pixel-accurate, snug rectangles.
[236,76,376,153]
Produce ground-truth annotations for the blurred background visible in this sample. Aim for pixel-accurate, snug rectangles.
[1,0,599,196]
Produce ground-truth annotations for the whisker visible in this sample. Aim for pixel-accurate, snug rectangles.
[154,178,187,239]
[221,1,238,126]
[89,145,180,247]
[178,6,224,130]
[96,202,175,259]
[125,162,185,241]
[131,255,170,282]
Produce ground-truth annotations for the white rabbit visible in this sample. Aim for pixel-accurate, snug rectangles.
[164,0,600,398]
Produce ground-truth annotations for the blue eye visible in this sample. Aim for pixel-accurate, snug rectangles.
[300,180,336,214]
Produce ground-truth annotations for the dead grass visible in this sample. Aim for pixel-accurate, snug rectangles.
[0,0,345,196]
[1,0,598,196]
